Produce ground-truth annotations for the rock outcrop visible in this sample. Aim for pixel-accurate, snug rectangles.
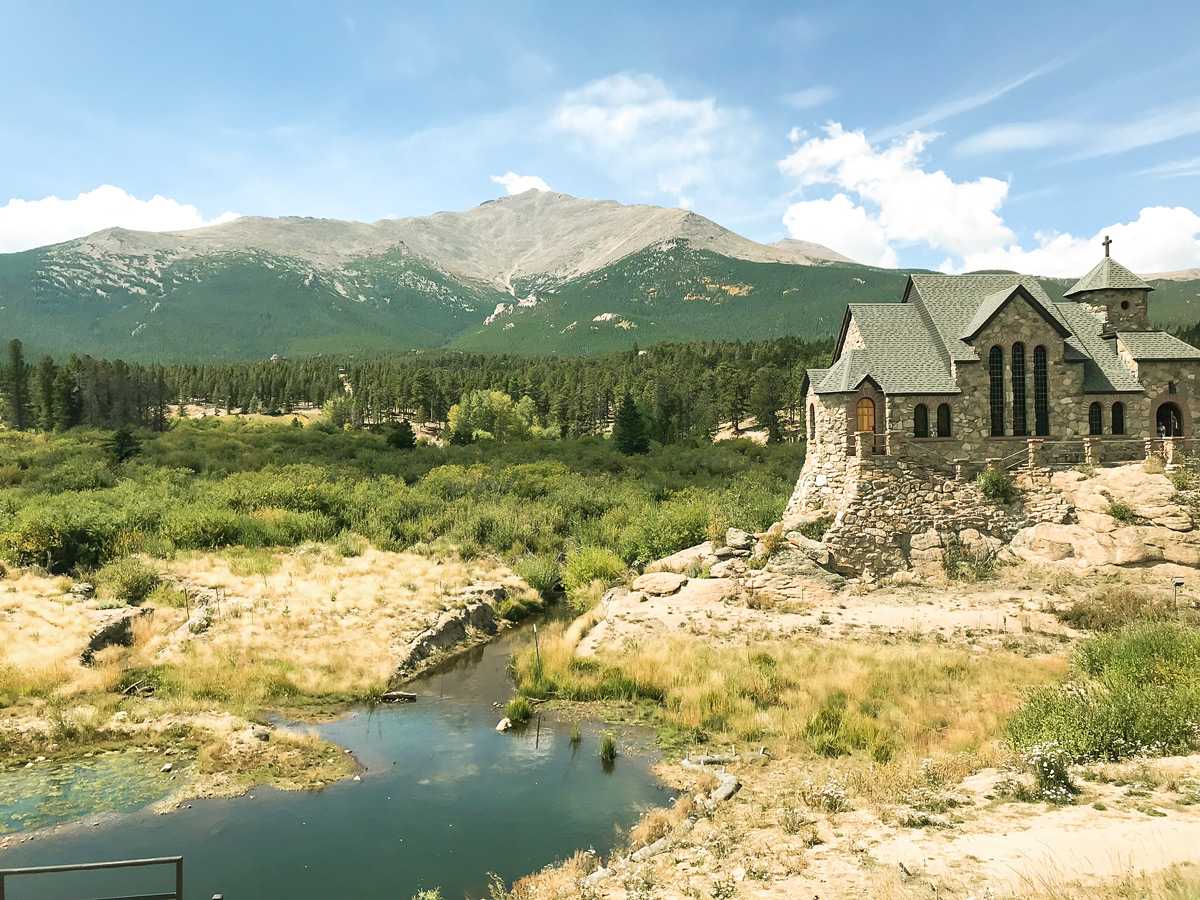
[392,600,500,677]
[81,607,153,665]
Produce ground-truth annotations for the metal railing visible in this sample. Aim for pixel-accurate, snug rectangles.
[0,856,220,900]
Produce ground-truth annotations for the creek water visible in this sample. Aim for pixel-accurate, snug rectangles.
[0,624,671,899]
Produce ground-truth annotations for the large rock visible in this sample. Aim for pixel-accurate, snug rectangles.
[724,528,754,551]
[784,532,831,566]
[1011,522,1200,572]
[646,542,714,574]
[81,607,153,665]
[630,572,689,596]
[393,601,499,675]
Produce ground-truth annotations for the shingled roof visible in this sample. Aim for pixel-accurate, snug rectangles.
[1064,257,1153,297]
[810,259,1200,398]
[1118,331,1200,361]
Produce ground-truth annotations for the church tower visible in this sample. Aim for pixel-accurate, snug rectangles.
[1063,236,1153,332]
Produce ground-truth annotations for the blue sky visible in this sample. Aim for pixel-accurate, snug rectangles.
[1,0,1198,274]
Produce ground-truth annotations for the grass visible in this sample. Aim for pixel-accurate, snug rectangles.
[504,695,533,724]
[1007,621,1200,762]
[511,619,1062,765]
[600,732,617,762]
[1052,584,1171,631]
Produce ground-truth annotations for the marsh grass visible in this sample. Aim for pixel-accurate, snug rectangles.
[513,619,1062,762]
[1053,585,1171,631]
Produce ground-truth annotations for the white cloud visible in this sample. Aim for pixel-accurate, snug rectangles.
[490,172,552,195]
[0,185,239,254]
[952,206,1200,276]
[551,72,753,207]
[782,194,896,267]
[783,86,836,110]
[779,123,1012,259]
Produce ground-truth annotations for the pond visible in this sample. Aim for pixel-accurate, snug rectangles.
[0,623,671,899]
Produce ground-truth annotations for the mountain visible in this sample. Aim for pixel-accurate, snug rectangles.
[0,191,1195,362]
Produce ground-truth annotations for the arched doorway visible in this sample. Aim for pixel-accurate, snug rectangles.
[1157,402,1184,437]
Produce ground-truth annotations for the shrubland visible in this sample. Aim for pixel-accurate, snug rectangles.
[0,420,802,604]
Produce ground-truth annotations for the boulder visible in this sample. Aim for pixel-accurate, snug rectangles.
[784,532,831,566]
[647,542,714,574]
[712,545,750,559]
[725,528,754,551]
[393,601,500,674]
[708,558,746,579]
[631,572,689,596]
[68,581,95,598]
[495,717,513,733]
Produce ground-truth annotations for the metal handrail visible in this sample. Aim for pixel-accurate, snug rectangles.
[0,856,212,900]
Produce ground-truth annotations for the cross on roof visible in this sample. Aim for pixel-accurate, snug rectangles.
[1102,235,1112,257]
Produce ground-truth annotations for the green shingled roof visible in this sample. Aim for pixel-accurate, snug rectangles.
[907,274,1067,362]
[1064,257,1153,297]
[1054,302,1144,393]
[812,260,1172,399]
[815,305,959,395]
[1117,331,1200,361]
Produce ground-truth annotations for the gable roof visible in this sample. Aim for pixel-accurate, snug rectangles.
[810,259,1175,399]
[1064,256,1153,297]
[905,274,1068,362]
[961,284,1072,341]
[1054,302,1144,392]
[1117,331,1200,361]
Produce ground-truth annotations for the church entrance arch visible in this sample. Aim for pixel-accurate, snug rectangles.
[1157,402,1184,437]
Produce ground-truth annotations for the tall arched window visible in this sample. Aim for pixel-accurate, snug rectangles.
[808,404,816,441]
[1112,401,1125,436]
[913,403,929,438]
[1033,345,1049,436]
[988,346,1005,436]
[1088,402,1103,435]
[856,397,876,433]
[1012,343,1028,436]
[936,403,951,437]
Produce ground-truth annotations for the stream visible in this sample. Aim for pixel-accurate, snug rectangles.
[0,623,672,899]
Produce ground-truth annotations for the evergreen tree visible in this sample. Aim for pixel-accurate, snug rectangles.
[386,419,417,449]
[1,339,32,430]
[613,393,649,455]
[103,426,142,464]
[749,365,785,443]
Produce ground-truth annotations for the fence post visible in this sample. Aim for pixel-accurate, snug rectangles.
[1084,436,1100,466]
[176,858,184,900]
[1165,437,1179,467]
[1026,438,1042,469]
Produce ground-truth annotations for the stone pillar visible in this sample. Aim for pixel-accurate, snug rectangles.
[1145,438,1156,461]
[954,459,967,482]
[1165,437,1179,467]
[885,429,901,457]
[1084,436,1100,467]
[1026,438,1043,469]
[855,431,871,459]
[985,457,1002,472]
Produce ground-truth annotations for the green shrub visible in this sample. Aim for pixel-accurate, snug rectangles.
[1007,622,1200,761]
[160,507,242,550]
[562,546,624,595]
[512,555,561,600]
[504,695,532,724]
[1106,499,1139,525]
[96,556,160,605]
[796,515,833,542]
[975,467,1016,502]
[1054,586,1168,631]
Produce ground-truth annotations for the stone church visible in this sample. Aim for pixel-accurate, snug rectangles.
[793,243,1200,513]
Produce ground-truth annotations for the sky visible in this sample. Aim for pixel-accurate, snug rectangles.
[1,0,1198,275]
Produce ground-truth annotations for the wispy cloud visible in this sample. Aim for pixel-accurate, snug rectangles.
[873,58,1069,141]
[783,86,836,110]
[955,100,1200,161]
[1134,156,1200,180]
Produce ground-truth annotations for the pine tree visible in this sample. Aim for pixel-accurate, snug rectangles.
[612,393,649,455]
[386,419,417,449]
[1,339,32,430]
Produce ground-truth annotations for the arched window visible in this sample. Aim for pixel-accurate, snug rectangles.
[936,403,952,437]
[856,397,876,434]
[1033,345,1049,436]
[808,404,816,441]
[988,346,1005,436]
[1088,402,1103,435]
[1112,401,1125,436]
[1012,343,1028,436]
[1169,381,1178,395]
[913,403,929,438]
